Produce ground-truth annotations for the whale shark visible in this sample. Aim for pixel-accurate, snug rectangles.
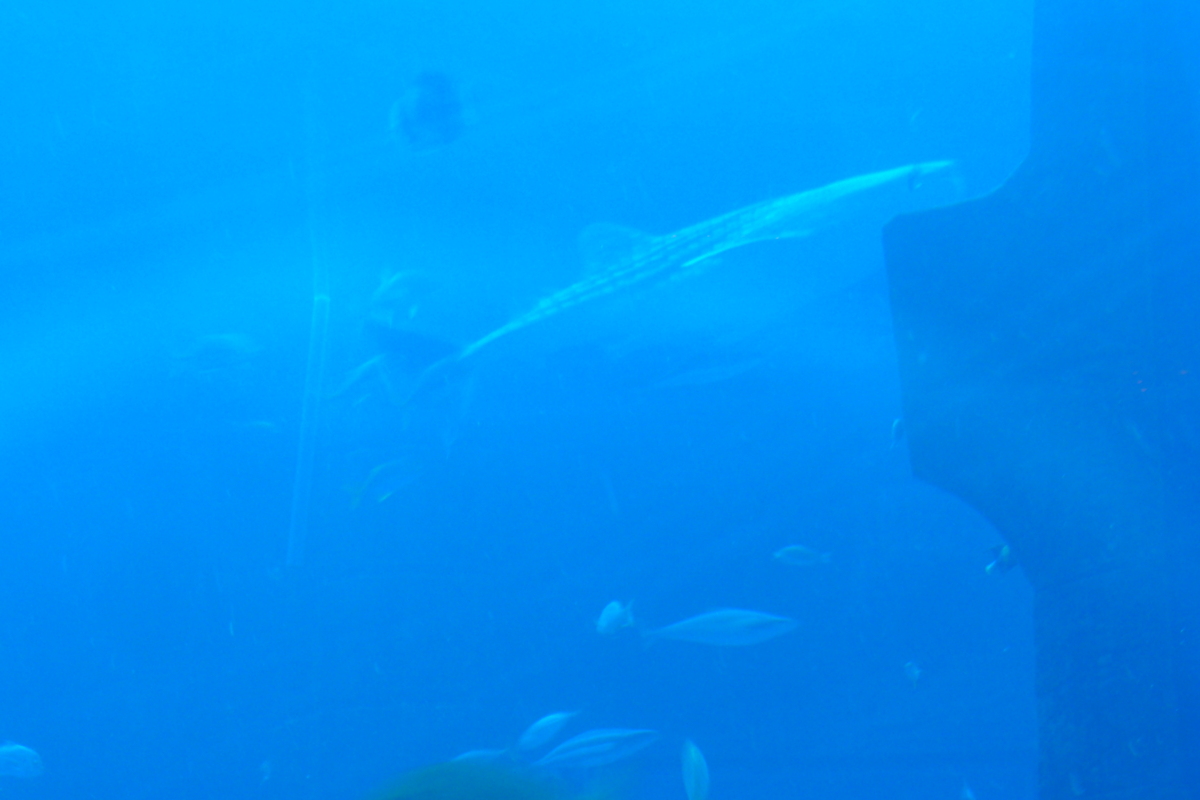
[458,160,955,361]
[368,160,956,398]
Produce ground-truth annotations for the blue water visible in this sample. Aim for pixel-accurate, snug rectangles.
[1,1,1038,798]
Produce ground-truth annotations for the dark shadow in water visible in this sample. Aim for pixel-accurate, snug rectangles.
[391,72,465,150]
[368,760,570,800]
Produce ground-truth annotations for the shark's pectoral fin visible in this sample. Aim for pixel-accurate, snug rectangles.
[578,222,655,275]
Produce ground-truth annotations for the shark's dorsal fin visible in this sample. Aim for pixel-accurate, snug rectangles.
[578,222,654,275]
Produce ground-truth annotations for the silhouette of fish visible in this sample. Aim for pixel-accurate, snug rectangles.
[595,600,634,634]
[645,609,797,646]
[518,711,578,752]
[391,72,464,150]
[682,740,709,800]
[534,728,659,770]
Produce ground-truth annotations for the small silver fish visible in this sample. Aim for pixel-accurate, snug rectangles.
[0,741,43,778]
[352,458,423,506]
[682,740,710,800]
[985,544,1017,576]
[534,728,659,770]
[596,600,634,634]
[517,711,578,752]
[773,544,832,567]
[645,609,797,646]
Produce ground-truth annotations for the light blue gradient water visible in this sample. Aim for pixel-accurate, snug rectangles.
[0,2,1036,798]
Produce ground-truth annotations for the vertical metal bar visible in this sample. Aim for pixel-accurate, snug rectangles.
[286,80,331,569]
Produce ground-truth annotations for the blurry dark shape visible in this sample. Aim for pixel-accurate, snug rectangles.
[346,271,458,403]
[390,71,464,150]
[371,269,442,326]
[984,544,1017,576]
[368,760,564,800]
[366,321,460,373]
[172,333,260,380]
